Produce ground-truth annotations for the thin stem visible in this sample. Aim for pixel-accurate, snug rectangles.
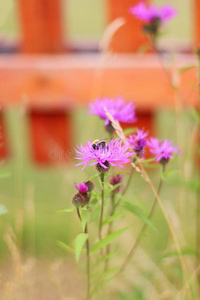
[119,164,165,274]
[85,223,91,300]
[99,173,105,240]
[76,208,91,300]
[122,167,134,196]
[76,207,82,221]
[104,193,116,271]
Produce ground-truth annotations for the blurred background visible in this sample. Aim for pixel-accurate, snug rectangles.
[0,0,199,299]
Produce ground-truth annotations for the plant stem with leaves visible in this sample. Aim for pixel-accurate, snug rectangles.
[118,164,165,274]
[99,173,105,240]
[77,208,91,300]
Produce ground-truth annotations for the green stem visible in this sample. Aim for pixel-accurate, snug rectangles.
[122,166,134,197]
[104,193,116,271]
[118,164,165,274]
[85,222,91,300]
[99,173,105,240]
[76,208,91,299]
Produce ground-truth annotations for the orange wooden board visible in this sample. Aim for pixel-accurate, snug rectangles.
[29,110,72,164]
[0,54,198,110]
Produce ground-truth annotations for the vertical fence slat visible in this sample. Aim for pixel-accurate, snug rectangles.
[29,110,72,164]
[17,0,64,53]
[107,0,149,53]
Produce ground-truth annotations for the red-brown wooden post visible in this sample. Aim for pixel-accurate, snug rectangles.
[16,0,72,164]
[194,0,200,48]
[107,0,149,53]
[17,0,64,53]
[29,110,72,164]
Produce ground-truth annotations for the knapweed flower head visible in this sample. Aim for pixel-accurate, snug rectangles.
[129,2,177,23]
[75,138,133,173]
[89,97,137,131]
[129,2,177,35]
[75,182,88,193]
[72,182,90,207]
[147,137,182,164]
[127,128,148,157]
[109,174,123,193]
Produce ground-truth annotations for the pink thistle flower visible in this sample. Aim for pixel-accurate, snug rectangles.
[129,2,177,24]
[74,182,89,193]
[127,128,148,157]
[147,137,182,164]
[75,138,133,172]
[89,97,137,127]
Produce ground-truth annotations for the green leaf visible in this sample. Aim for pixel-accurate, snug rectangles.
[139,158,155,164]
[179,65,196,74]
[104,183,121,196]
[190,106,200,124]
[95,251,117,267]
[102,211,125,227]
[161,169,179,180]
[92,266,119,280]
[0,204,8,215]
[81,209,87,232]
[85,173,99,182]
[109,172,128,176]
[57,241,74,253]
[123,128,136,136]
[91,227,128,253]
[75,233,89,263]
[56,207,75,213]
[161,248,196,260]
[121,202,158,233]
[89,206,101,223]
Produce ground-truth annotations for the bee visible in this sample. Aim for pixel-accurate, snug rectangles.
[92,139,107,150]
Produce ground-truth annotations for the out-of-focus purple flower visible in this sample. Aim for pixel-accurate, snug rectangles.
[109,174,123,193]
[75,182,89,193]
[147,137,182,164]
[129,2,177,24]
[89,97,137,127]
[127,129,148,157]
[75,139,132,172]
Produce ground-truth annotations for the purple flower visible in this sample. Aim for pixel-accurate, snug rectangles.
[109,174,123,193]
[75,138,132,172]
[129,2,177,24]
[89,97,137,127]
[147,137,182,164]
[127,129,148,157]
[75,182,89,193]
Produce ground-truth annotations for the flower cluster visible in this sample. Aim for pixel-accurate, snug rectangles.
[89,97,137,132]
[147,138,182,164]
[129,2,177,24]
[127,129,148,157]
[75,139,133,172]
[129,2,177,36]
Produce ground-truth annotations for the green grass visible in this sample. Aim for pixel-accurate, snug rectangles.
[0,108,197,261]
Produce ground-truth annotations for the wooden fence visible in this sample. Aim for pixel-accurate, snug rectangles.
[0,0,199,164]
